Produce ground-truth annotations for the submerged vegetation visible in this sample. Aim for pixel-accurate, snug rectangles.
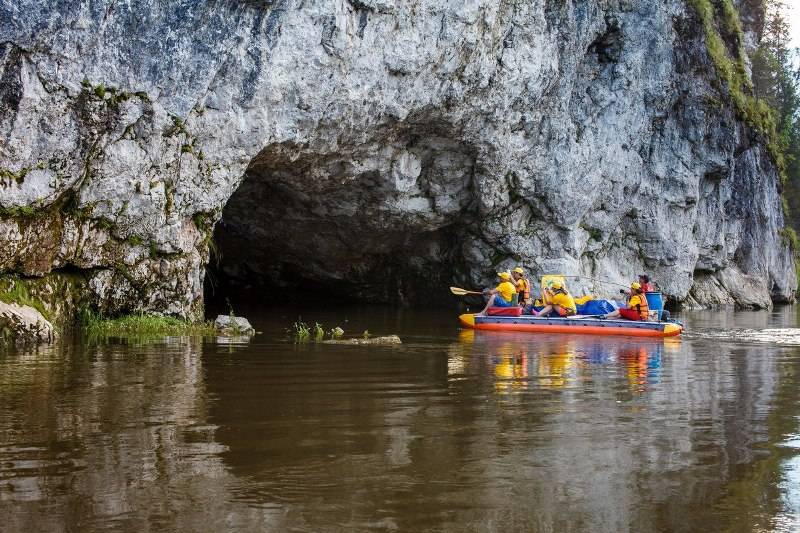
[79,310,216,337]
[289,321,344,343]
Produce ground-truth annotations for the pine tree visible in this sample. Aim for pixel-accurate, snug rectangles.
[753,1,799,230]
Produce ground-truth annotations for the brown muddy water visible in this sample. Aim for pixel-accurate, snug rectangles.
[1,305,800,532]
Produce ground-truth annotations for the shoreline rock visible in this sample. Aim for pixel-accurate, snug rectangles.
[0,301,55,344]
[323,335,402,346]
[214,315,255,336]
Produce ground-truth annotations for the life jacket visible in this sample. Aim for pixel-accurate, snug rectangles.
[517,278,531,301]
[628,293,650,320]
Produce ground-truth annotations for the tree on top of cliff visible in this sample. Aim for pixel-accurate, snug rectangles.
[753,1,800,237]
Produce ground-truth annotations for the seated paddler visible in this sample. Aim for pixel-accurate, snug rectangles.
[533,281,577,317]
[477,272,517,316]
[604,282,649,321]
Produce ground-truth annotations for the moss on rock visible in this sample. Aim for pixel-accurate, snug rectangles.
[687,0,786,179]
[0,272,90,325]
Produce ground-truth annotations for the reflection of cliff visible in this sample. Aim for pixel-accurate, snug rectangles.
[0,340,275,532]
[202,344,461,515]
[0,328,797,532]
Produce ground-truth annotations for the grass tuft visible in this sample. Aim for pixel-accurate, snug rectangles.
[313,323,325,342]
[289,320,344,343]
[80,310,216,338]
[290,321,312,342]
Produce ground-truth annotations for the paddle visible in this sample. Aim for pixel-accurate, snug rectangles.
[450,286,484,296]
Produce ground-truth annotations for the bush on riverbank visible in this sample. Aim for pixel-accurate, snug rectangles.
[80,310,216,337]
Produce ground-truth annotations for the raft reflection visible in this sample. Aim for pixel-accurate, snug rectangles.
[456,331,677,393]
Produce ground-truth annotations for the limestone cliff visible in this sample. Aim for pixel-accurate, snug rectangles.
[0,0,795,319]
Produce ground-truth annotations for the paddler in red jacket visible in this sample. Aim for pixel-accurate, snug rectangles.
[638,274,655,292]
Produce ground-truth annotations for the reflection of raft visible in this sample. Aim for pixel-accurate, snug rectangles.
[459,314,682,338]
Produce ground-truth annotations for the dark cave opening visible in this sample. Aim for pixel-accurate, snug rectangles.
[204,132,481,310]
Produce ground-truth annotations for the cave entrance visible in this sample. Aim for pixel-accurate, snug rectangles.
[205,131,479,310]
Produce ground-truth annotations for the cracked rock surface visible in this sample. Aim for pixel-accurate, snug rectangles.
[0,0,795,318]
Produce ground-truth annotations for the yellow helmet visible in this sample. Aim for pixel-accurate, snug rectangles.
[498,271,511,280]
[513,267,524,274]
[630,282,641,290]
[551,281,563,290]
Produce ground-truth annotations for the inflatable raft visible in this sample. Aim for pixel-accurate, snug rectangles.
[459,313,682,338]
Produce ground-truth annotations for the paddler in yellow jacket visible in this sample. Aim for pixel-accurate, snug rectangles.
[604,282,649,320]
[533,281,577,317]
[477,272,517,315]
[511,267,532,306]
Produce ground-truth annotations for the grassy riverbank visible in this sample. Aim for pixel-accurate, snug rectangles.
[80,311,216,337]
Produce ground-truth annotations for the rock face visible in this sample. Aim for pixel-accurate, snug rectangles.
[0,0,795,317]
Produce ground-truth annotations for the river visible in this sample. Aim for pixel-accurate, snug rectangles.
[1,305,799,532]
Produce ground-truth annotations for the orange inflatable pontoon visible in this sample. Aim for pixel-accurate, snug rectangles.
[459,313,682,338]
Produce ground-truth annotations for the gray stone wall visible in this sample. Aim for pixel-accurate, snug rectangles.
[0,0,794,317]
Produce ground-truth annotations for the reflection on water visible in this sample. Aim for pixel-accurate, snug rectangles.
[456,333,672,393]
[0,307,799,532]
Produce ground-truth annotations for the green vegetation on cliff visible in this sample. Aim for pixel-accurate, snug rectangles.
[688,0,786,174]
[750,1,800,279]
[751,1,800,224]
[0,281,50,320]
[689,0,800,281]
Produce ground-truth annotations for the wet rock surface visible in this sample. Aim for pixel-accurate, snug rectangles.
[213,315,255,336]
[0,0,795,316]
[0,301,55,343]
[323,335,402,345]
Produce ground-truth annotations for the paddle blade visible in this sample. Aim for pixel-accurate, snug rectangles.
[451,286,483,296]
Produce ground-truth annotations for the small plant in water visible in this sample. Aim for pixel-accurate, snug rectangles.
[226,299,242,335]
[290,321,312,342]
[290,321,345,343]
[362,330,371,340]
[313,323,325,342]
